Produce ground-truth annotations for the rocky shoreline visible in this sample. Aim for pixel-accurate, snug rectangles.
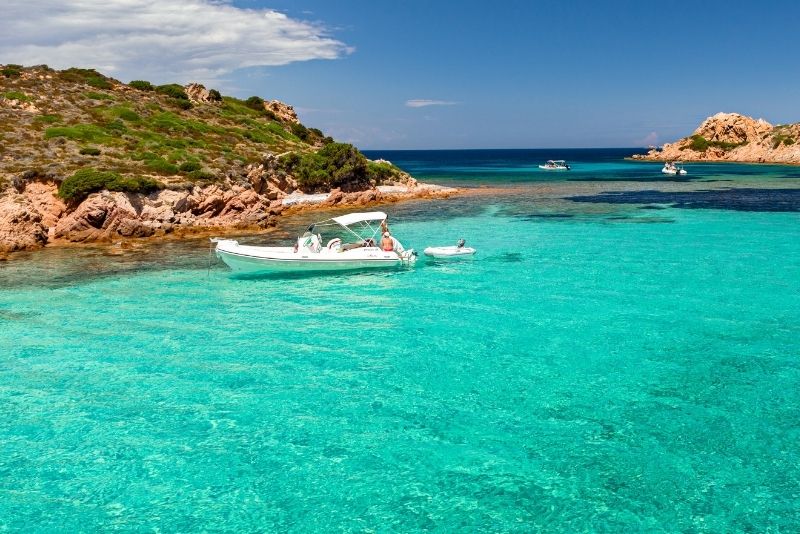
[632,112,800,165]
[0,64,459,259]
[0,180,457,258]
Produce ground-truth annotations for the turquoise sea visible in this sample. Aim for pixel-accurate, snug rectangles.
[2,149,799,531]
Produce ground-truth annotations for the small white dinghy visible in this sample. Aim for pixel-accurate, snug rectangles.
[423,239,476,259]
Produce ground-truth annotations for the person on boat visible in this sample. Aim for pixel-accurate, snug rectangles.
[381,231,394,252]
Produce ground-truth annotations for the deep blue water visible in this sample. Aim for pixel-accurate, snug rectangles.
[1,149,799,531]
[364,148,800,187]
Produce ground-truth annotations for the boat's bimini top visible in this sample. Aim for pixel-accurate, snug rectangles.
[330,211,387,227]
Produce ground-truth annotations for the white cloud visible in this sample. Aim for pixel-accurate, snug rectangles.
[636,131,660,146]
[405,99,457,108]
[1,0,352,84]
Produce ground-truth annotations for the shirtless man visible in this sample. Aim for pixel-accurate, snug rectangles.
[381,231,394,252]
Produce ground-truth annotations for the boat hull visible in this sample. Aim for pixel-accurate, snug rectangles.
[214,240,411,273]
[423,246,476,258]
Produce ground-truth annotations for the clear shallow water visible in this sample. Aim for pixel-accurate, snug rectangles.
[2,150,800,531]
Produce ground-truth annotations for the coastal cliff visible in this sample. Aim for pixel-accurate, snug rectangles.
[0,65,446,255]
[632,112,800,164]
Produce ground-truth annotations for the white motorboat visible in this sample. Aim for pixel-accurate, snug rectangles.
[213,211,416,273]
[662,161,687,175]
[539,160,570,171]
[424,239,476,258]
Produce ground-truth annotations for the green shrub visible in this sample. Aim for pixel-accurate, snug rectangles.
[367,160,399,183]
[45,124,111,143]
[116,109,140,122]
[79,147,101,156]
[34,114,61,124]
[188,170,217,182]
[689,134,745,152]
[85,92,114,100]
[2,91,31,102]
[58,168,162,201]
[145,157,179,175]
[179,161,201,172]
[1,67,21,77]
[773,132,796,148]
[88,77,112,89]
[208,89,223,101]
[245,96,264,111]
[62,68,112,89]
[283,143,371,192]
[105,119,127,134]
[156,84,189,100]
[711,140,744,150]
[277,152,301,171]
[291,123,310,141]
[129,80,154,91]
[688,135,709,152]
[131,151,159,161]
[171,98,192,110]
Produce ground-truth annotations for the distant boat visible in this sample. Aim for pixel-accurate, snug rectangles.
[539,160,570,171]
[662,161,687,175]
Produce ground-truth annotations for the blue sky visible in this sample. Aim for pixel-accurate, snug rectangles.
[4,0,800,149]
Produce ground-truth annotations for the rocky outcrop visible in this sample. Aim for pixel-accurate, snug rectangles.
[244,153,298,200]
[0,175,454,254]
[51,185,281,244]
[265,100,299,123]
[184,83,221,104]
[633,112,800,164]
[0,182,63,253]
[0,197,49,252]
[0,96,39,113]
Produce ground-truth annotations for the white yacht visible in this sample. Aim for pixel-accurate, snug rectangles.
[213,211,416,273]
[662,161,687,175]
[539,160,570,170]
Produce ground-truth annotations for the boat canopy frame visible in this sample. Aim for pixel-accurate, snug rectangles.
[310,211,387,243]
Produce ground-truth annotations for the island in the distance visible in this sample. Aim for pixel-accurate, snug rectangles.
[0,64,453,256]
[632,112,800,165]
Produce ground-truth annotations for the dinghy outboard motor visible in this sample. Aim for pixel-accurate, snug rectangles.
[457,239,466,249]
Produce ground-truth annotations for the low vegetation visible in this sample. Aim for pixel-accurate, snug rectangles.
[772,130,795,148]
[1,64,399,200]
[2,90,31,102]
[279,142,405,192]
[1,64,23,78]
[58,168,162,202]
[156,84,189,101]
[60,68,113,89]
[128,80,154,91]
[687,135,746,152]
